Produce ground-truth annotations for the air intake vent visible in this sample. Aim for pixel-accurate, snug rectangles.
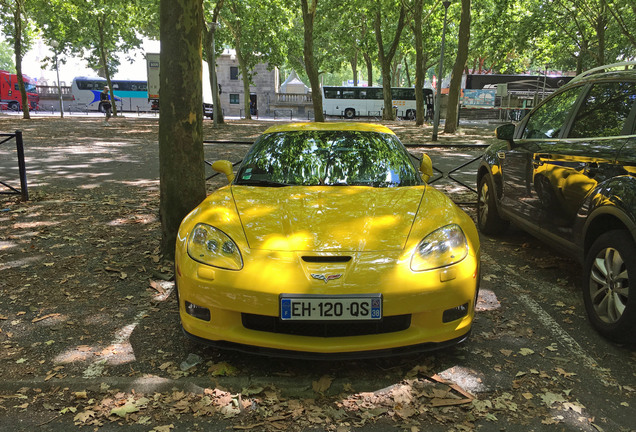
[302,256,352,263]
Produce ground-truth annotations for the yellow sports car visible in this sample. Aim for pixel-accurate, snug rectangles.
[175,123,480,358]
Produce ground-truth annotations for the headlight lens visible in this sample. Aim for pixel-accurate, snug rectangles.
[187,223,243,270]
[411,224,468,271]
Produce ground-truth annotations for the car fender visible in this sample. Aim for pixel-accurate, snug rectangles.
[576,175,636,257]
[477,143,506,201]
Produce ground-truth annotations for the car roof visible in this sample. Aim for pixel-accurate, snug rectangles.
[263,122,396,135]
[568,61,636,85]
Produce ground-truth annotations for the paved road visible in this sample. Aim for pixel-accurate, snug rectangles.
[0,117,634,431]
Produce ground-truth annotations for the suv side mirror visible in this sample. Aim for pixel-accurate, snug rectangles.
[211,160,235,183]
[420,154,433,182]
[495,124,516,142]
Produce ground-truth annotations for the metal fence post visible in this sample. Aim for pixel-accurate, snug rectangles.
[15,130,28,201]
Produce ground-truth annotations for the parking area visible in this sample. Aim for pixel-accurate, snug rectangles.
[0,116,634,431]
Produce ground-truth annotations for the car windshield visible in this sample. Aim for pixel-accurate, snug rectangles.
[235,130,423,187]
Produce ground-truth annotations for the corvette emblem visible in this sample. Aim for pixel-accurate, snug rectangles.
[311,273,342,283]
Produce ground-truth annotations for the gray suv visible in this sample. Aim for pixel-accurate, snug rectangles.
[477,62,636,343]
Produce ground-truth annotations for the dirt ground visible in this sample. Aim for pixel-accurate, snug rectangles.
[3,115,633,432]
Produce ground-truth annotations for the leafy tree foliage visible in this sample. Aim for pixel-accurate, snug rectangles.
[0,0,36,118]
[220,0,291,119]
[33,0,148,115]
[0,38,14,70]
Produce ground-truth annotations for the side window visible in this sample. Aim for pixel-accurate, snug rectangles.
[324,88,338,99]
[521,87,582,139]
[568,81,636,138]
[230,67,239,81]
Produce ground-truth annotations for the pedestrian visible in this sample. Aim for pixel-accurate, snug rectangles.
[100,86,112,126]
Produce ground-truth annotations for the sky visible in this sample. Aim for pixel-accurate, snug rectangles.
[20,38,161,86]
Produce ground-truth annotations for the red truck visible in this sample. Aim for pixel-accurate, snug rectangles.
[0,70,39,111]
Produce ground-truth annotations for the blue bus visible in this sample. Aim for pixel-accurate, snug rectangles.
[71,77,152,112]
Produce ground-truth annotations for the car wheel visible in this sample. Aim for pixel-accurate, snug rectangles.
[344,108,355,119]
[406,110,416,120]
[477,174,509,235]
[8,101,19,111]
[583,230,636,343]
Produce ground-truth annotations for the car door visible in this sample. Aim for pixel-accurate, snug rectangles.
[498,86,584,229]
[549,80,636,238]
[501,80,636,245]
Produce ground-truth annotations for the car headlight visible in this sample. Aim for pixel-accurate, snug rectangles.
[187,223,243,270]
[411,224,468,271]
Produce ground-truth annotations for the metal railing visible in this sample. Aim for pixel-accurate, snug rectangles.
[0,130,28,201]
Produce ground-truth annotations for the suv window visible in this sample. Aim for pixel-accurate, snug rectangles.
[522,87,582,139]
[568,81,636,138]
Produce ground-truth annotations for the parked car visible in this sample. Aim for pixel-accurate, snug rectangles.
[476,62,636,343]
[175,122,481,358]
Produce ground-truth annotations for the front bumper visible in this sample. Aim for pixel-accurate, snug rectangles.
[175,249,480,356]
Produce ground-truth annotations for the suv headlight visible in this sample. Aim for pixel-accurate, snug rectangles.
[187,223,243,270]
[411,224,468,271]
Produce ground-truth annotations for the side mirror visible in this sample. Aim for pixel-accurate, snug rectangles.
[495,123,516,142]
[420,154,434,183]
[211,160,235,183]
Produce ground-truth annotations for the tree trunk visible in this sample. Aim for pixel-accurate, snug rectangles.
[13,1,30,119]
[350,47,358,86]
[301,0,324,122]
[97,17,117,117]
[203,1,225,126]
[159,0,206,259]
[413,0,425,126]
[595,0,607,67]
[444,0,471,134]
[374,5,406,120]
[404,59,411,88]
[363,52,373,86]
[235,45,253,120]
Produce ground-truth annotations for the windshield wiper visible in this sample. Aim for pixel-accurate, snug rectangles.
[236,179,291,187]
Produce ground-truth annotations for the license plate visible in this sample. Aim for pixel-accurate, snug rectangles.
[280,294,382,321]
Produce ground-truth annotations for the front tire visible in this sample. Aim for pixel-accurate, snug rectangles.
[344,108,355,119]
[477,174,509,235]
[583,230,636,343]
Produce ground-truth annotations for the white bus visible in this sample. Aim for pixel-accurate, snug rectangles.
[322,86,434,120]
[70,77,152,112]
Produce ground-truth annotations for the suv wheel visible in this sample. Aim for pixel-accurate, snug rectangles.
[583,230,636,343]
[477,174,509,235]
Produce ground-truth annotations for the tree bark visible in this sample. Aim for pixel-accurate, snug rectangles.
[203,3,225,127]
[13,0,30,119]
[413,0,425,125]
[444,0,471,134]
[235,45,253,119]
[97,16,117,117]
[159,0,206,259]
[301,0,324,122]
[350,46,359,86]
[363,52,373,86]
[374,5,405,120]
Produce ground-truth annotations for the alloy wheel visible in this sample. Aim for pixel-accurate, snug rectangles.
[589,247,629,324]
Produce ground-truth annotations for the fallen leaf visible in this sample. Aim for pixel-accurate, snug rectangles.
[312,375,333,394]
[110,403,140,417]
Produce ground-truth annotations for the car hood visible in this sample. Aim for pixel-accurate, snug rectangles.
[232,186,425,252]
